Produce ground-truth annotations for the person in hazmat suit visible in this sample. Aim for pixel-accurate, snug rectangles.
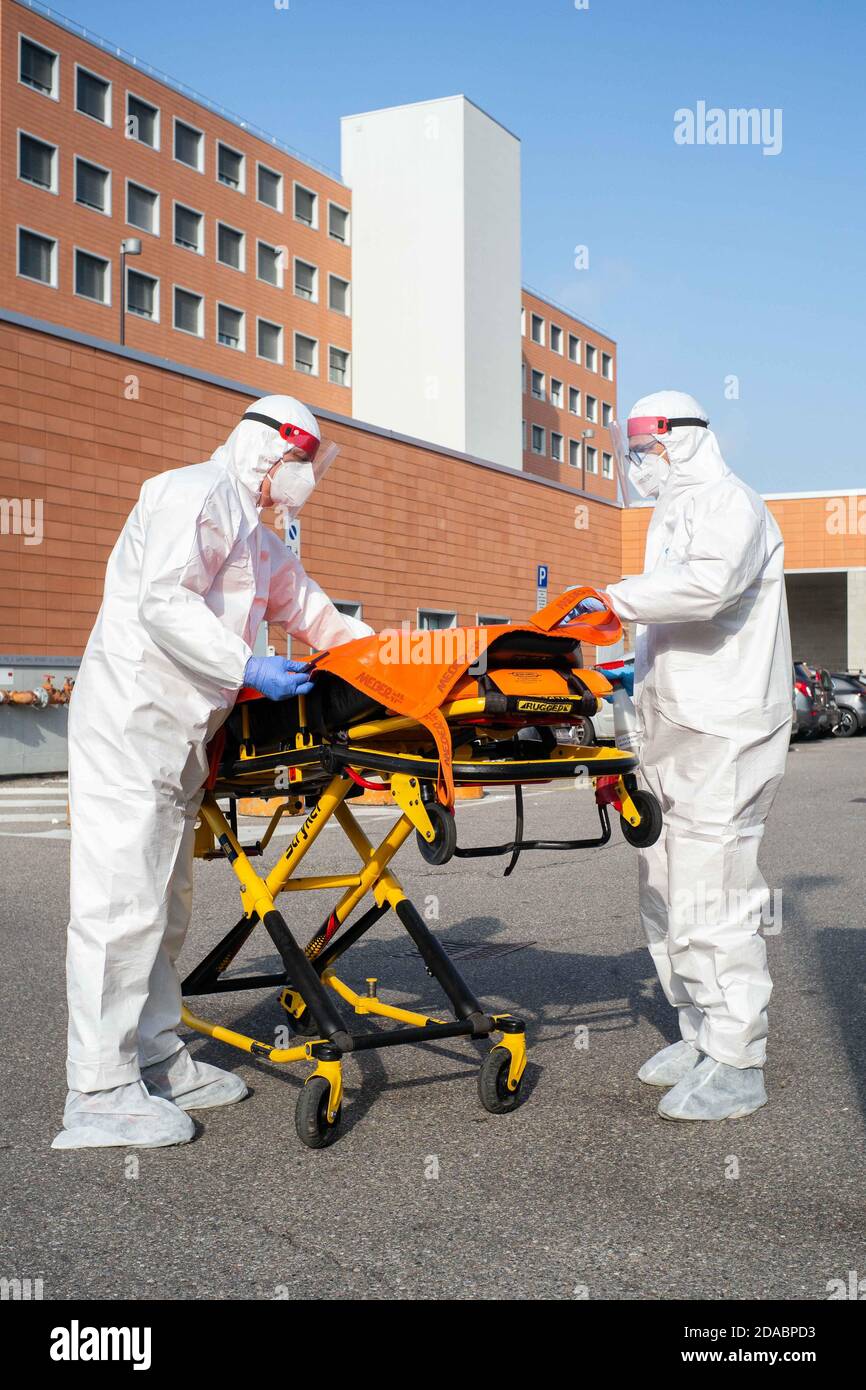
[54,396,371,1149]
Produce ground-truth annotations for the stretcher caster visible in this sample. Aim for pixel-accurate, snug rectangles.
[619,790,663,848]
[478,1045,524,1114]
[295,1059,343,1149]
[416,803,457,865]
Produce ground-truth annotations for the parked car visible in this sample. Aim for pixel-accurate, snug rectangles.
[830,672,866,737]
[793,661,824,739]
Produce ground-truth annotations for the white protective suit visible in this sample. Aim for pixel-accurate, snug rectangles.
[606,391,792,1070]
[66,395,371,1093]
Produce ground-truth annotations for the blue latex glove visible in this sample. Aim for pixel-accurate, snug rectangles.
[562,596,607,624]
[243,655,315,700]
[597,660,635,699]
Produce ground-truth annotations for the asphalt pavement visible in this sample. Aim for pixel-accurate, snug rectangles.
[1,736,865,1300]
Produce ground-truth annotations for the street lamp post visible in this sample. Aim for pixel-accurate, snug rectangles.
[581,428,594,493]
[119,238,142,346]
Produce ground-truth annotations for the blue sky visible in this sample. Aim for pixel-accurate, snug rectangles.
[47,0,865,492]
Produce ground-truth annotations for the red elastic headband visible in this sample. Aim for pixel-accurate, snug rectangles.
[242,411,320,460]
[628,415,708,438]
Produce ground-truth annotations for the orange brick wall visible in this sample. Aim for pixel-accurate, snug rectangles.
[0,320,624,659]
[2,0,352,412]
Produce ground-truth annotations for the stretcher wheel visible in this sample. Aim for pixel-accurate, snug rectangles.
[295,1077,342,1149]
[416,803,457,865]
[478,1047,523,1114]
[620,790,663,848]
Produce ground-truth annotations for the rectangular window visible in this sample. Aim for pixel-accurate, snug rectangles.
[586,394,598,423]
[602,451,613,478]
[418,610,457,631]
[478,613,510,626]
[18,227,56,285]
[602,401,613,427]
[174,287,203,336]
[75,158,110,214]
[334,600,362,621]
[568,439,581,469]
[585,445,598,474]
[329,346,350,386]
[217,303,244,350]
[521,362,526,394]
[530,313,545,346]
[602,351,613,380]
[530,425,545,455]
[550,324,563,354]
[20,37,57,97]
[294,258,317,301]
[127,268,158,320]
[551,431,563,462]
[75,248,109,303]
[568,386,581,415]
[257,163,282,210]
[551,378,563,408]
[294,333,318,375]
[217,223,244,270]
[585,343,598,372]
[127,93,159,148]
[328,202,350,243]
[257,318,283,363]
[294,182,317,227]
[257,241,282,286]
[127,182,158,234]
[568,333,581,364]
[174,203,203,253]
[174,119,203,171]
[217,142,244,190]
[328,274,350,314]
[522,419,526,450]
[76,67,110,124]
[19,132,56,191]
[531,369,545,401]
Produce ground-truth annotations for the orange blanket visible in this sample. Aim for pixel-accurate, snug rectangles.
[311,587,621,807]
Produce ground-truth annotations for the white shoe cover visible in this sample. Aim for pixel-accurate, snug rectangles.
[638,1039,701,1087]
[658,1057,767,1121]
[52,1081,194,1150]
[142,1046,248,1111]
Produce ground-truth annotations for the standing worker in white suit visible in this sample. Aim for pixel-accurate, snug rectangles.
[588,391,792,1120]
[54,395,371,1150]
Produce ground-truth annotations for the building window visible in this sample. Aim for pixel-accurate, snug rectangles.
[530,313,545,346]
[568,439,581,469]
[551,431,563,463]
[568,333,581,364]
[174,119,203,171]
[257,163,282,210]
[126,93,159,148]
[334,600,362,621]
[174,287,203,336]
[328,274,350,315]
[257,240,283,287]
[418,610,457,630]
[602,401,613,427]
[478,613,510,625]
[328,202,350,243]
[75,66,111,124]
[19,132,56,191]
[20,36,58,98]
[126,181,158,235]
[602,351,613,380]
[522,419,526,450]
[530,425,545,455]
[521,362,527,394]
[75,158,110,214]
[585,445,598,474]
[217,142,244,191]
[174,203,203,253]
[585,343,598,372]
[531,369,545,401]
[127,268,158,321]
[17,227,56,286]
[217,222,244,271]
[257,318,283,363]
[329,346,350,386]
[217,303,244,350]
[294,258,318,301]
[602,451,613,478]
[551,378,563,408]
[294,332,318,375]
[586,394,598,423]
[74,249,110,304]
[568,386,581,415]
[550,324,563,354]
[294,182,317,227]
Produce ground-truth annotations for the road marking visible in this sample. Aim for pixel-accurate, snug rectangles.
[0,813,68,823]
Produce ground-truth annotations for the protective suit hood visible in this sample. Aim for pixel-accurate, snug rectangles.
[629,390,728,502]
[211,394,321,506]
